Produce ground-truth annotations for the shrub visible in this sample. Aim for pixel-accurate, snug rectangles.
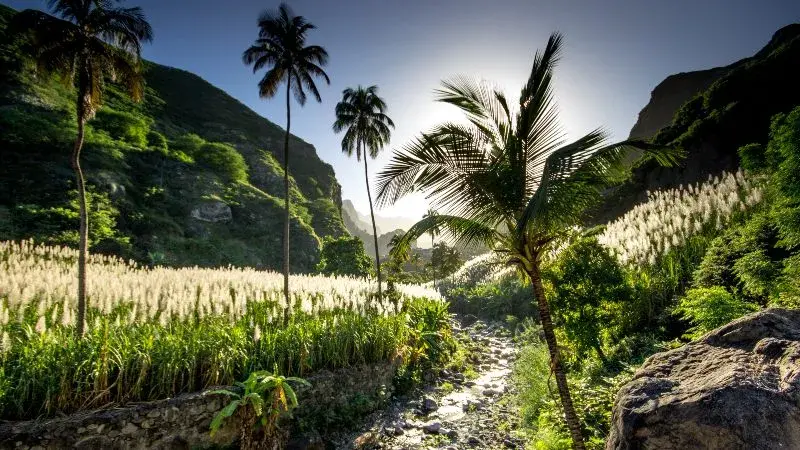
[197,142,249,183]
[93,108,151,148]
[146,130,168,154]
[675,286,757,340]
[316,236,372,277]
[512,340,552,427]
[544,236,634,365]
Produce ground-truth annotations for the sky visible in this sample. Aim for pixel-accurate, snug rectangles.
[4,0,800,223]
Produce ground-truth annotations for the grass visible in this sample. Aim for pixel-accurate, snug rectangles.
[0,240,449,420]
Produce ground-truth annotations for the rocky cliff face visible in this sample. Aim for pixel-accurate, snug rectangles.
[606,308,800,450]
[592,23,800,225]
[627,67,727,140]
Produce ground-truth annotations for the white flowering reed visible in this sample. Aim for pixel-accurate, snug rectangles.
[598,169,763,265]
[0,240,440,329]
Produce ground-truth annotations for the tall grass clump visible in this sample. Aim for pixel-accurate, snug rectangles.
[0,240,445,420]
[599,169,763,266]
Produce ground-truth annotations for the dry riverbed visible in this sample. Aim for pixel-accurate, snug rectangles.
[326,320,525,449]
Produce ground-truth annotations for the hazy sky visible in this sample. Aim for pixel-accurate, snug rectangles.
[4,0,799,221]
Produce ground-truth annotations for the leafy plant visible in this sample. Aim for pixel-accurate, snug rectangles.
[209,370,310,449]
[316,235,372,277]
[544,236,633,366]
[675,286,757,340]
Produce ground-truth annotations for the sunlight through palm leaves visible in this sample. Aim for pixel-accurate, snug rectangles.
[376,32,681,449]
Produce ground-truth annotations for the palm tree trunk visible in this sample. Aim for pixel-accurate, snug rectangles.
[282,79,291,316]
[72,113,88,337]
[527,263,585,450]
[363,150,382,298]
[431,235,436,289]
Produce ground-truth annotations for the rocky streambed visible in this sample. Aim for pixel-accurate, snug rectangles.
[327,320,525,449]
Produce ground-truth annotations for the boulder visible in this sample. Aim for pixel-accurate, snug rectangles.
[607,308,800,450]
[190,201,232,223]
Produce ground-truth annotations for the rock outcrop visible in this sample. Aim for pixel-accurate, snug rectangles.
[607,308,800,450]
[190,201,233,223]
[627,67,726,140]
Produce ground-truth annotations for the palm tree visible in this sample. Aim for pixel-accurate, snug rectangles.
[12,0,153,336]
[376,33,679,449]
[388,233,410,264]
[333,85,395,298]
[422,208,441,288]
[243,3,329,305]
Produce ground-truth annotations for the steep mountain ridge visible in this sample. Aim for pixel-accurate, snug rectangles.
[593,23,800,224]
[0,4,346,271]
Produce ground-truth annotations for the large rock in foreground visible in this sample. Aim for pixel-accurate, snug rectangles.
[607,308,800,450]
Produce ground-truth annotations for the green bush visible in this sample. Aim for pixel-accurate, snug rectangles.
[512,339,552,428]
[197,142,249,183]
[445,273,535,320]
[11,188,130,253]
[316,236,372,277]
[544,236,634,365]
[675,286,757,340]
[146,130,168,154]
[93,108,151,148]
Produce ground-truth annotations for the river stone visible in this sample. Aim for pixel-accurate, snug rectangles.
[421,396,438,413]
[422,422,441,434]
[190,201,232,223]
[606,308,800,450]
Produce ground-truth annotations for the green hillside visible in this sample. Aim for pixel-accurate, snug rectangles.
[593,23,800,223]
[0,4,347,271]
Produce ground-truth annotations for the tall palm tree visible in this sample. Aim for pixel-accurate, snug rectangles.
[243,3,329,305]
[13,0,153,336]
[333,85,395,298]
[422,208,441,288]
[376,33,679,449]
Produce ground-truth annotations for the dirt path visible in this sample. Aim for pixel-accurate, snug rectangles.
[327,320,525,449]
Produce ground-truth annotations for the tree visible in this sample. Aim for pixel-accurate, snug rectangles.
[429,242,463,279]
[388,233,410,263]
[12,0,153,336]
[544,235,632,366]
[333,85,395,298]
[316,236,372,277]
[376,33,679,449]
[422,208,442,288]
[243,3,329,306]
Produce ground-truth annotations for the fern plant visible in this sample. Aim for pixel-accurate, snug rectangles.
[209,369,310,449]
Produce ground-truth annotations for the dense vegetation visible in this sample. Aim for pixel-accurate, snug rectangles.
[594,23,800,224]
[0,4,346,272]
[0,240,447,420]
[444,104,800,450]
[1,1,798,448]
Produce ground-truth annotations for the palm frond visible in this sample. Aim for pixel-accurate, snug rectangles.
[390,214,498,259]
[244,3,328,103]
[435,76,508,143]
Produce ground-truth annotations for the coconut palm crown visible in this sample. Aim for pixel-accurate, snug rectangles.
[376,32,680,449]
[12,0,153,336]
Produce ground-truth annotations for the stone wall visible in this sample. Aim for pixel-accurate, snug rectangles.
[0,362,398,450]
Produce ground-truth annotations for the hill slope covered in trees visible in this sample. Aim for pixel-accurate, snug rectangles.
[0,4,347,271]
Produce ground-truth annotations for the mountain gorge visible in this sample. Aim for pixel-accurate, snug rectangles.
[0,4,347,271]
